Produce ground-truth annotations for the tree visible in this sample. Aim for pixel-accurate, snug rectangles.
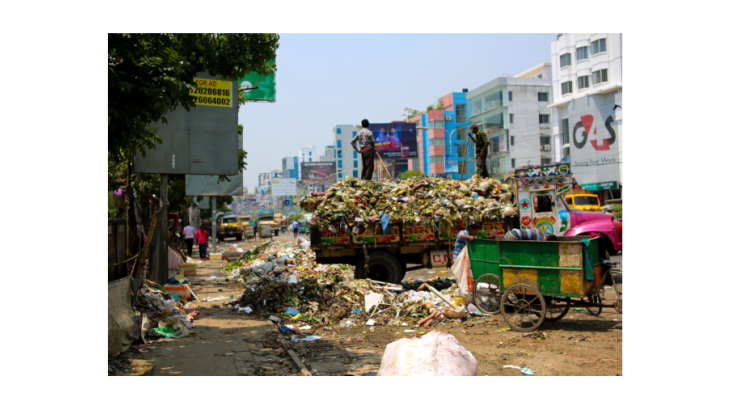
[403,107,425,119]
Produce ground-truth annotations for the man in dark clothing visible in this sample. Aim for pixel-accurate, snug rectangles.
[468,124,489,178]
[351,119,376,180]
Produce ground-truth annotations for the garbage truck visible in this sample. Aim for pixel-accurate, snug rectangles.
[257,212,280,236]
[310,163,621,283]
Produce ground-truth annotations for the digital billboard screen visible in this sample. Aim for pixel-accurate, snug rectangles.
[369,122,418,159]
[301,161,336,184]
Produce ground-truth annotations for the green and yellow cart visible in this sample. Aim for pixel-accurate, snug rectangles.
[468,235,622,332]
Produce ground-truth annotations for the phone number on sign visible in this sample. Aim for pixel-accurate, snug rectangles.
[192,96,231,106]
[192,87,231,97]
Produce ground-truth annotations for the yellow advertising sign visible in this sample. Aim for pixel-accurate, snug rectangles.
[190,78,232,107]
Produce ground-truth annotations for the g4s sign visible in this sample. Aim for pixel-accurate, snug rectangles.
[573,114,617,151]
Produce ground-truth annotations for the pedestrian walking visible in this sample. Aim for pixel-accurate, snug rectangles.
[351,119,375,181]
[195,226,209,259]
[452,222,480,262]
[468,124,489,178]
[182,223,195,257]
[292,220,299,239]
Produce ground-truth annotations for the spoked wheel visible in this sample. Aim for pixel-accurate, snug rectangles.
[543,299,570,322]
[614,299,622,314]
[501,283,546,332]
[474,274,502,314]
[585,294,602,316]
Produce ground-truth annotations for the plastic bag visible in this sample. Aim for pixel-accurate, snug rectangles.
[451,247,474,298]
[377,331,478,376]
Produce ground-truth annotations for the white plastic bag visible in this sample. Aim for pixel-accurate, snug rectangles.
[451,247,475,299]
[377,331,478,376]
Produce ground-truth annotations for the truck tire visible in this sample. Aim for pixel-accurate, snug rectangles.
[355,251,403,284]
[236,234,242,241]
[601,234,618,256]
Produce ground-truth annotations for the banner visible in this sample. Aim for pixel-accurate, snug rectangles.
[301,161,336,184]
[238,59,276,102]
[445,155,458,173]
[368,122,418,159]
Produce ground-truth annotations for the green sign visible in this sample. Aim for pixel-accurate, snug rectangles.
[582,181,618,191]
[238,59,276,102]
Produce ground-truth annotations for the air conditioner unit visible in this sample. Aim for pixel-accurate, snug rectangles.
[445,116,453,122]
[542,145,551,151]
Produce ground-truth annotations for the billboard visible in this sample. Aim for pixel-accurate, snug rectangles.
[301,161,336,185]
[568,94,620,186]
[238,59,276,102]
[185,174,243,196]
[369,122,418,159]
[134,73,239,175]
[271,178,296,196]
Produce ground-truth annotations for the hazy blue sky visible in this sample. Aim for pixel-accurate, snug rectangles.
[240,33,558,191]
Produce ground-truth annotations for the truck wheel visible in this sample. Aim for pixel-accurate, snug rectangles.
[355,251,403,284]
[601,234,618,256]
[236,234,242,241]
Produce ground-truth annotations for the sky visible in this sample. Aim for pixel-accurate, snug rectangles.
[240,33,558,191]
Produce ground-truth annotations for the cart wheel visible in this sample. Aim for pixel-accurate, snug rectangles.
[501,283,546,332]
[474,274,501,314]
[613,299,622,314]
[586,294,602,316]
[543,300,570,322]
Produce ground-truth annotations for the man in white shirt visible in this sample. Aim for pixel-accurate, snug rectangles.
[182,224,196,257]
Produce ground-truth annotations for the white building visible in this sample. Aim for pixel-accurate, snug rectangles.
[549,33,622,200]
[466,64,553,181]
[332,125,360,181]
[298,146,317,180]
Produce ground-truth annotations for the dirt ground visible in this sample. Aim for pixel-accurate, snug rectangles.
[120,232,622,376]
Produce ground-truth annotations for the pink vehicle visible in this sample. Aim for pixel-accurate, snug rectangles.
[511,163,622,255]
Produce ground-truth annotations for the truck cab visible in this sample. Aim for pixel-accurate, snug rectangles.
[217,215,243,242]
[564,189,603,212]
[257,212,279,236]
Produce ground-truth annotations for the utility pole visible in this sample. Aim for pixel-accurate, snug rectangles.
[154,174,169,285]
[211,197,217,254]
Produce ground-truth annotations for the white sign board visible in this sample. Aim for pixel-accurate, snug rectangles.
[568,94,620,186]
[271,178,296,196]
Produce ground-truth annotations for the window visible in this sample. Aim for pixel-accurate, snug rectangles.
[353,170,358,178]
[591,38,607,54]
[456,144,468,157]
[338,160,342,168]
[538,92,549,102]
[511,136,514,146]
[354,160,358,168]
[431,138,445,145]
[511,158,516,168]
[538,74,543,78]
[539,114,550,124]
[561,81,573,95]
[534,194,553,213]
[412,158,420,172]
[430,155,445,163]
[455,104,466,123]
[490,137,501,153]
[541,157,551,165]
[562,118,569,145]
[592,69,608,84]
[576,46,589,61]
[578,75,590,89]
[337,150,342,158]
[508,91,513,102]
[540,136,551,146]
[337,140,342,148]
[336,128,341,135]
[456,128,467,141]
[457,161,468,174]
[308,152,312,156]
[567,197,573,205]
[353,131,357,137]
[353,150,358,158]
[428,121,445,128]
[560,53,571,67]
[510,114,514,124]
[308,158,312,162]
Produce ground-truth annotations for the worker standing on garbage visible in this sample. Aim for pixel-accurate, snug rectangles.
[453,222,480,262]
[351,119,375,180]
[182,223,195,257]
[195,226,209,259]
[468,124,489,178]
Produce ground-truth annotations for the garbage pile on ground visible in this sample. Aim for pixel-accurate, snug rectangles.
[377,331,478,376]
[299,175,517,233]
[136,280,198,341]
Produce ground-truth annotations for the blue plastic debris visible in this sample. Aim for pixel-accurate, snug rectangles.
[352,308,362,315]
[285,307,300,316]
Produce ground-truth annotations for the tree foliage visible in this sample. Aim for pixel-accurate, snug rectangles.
[403,107,425,119]
[398,170,426,180]
[108,33,278,162]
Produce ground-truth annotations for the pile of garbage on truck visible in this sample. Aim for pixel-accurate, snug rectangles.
[210,241,491,331]
[299,175,517,233]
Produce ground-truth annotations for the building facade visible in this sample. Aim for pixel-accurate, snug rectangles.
[297,146,317,180]
[332,125,360,181]
[281,156,299,180]
[466,65,553,181]
[549,33,622,201]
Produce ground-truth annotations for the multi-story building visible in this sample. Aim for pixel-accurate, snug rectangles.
[318,145,335,162]
[332,125,360,181]
[298,146,317,180]
[549,33,622,201]
[466,65,553,181]
[281,156,299,180]
[406,91,471,179]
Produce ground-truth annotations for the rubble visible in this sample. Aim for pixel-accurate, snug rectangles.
[299,175,517,233]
